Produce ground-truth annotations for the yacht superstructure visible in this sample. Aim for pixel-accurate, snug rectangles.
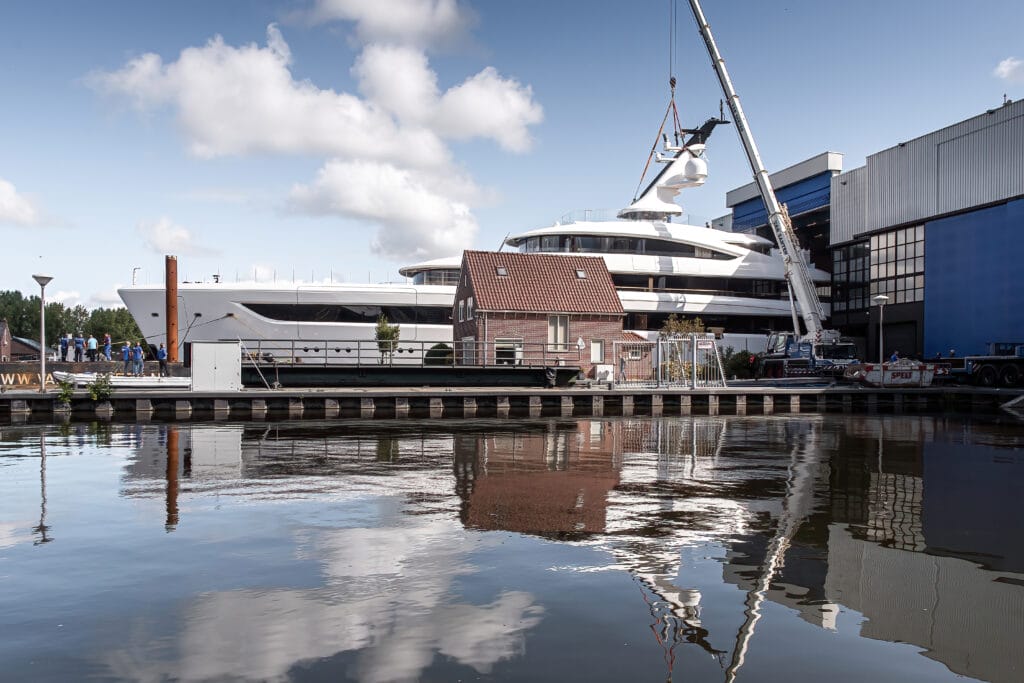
[118,117,827,353]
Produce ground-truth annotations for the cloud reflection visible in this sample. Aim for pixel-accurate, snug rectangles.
[105,511,542,682]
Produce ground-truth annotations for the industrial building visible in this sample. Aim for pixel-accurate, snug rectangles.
[722,98,1024,359]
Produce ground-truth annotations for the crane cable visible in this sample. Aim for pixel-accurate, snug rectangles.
[631,1,684,202]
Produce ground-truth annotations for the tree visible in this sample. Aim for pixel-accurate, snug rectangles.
[87,307,143,346]
[375,314,400,365]
[659,314,706,338]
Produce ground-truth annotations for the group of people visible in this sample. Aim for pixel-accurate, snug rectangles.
[58,333,170,377]
[59,332,113,363]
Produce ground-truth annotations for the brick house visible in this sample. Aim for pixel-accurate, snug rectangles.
[453,251,624,376]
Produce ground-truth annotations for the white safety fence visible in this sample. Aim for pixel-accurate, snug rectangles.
[612,334,727,388]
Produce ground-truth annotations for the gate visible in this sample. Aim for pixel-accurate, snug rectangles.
[613,334,727,388]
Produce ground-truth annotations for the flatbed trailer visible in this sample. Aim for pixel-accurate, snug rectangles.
[946,354,1024,387]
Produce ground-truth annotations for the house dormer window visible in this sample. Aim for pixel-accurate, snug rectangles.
[576,269,587,279]
[496,266,508,276]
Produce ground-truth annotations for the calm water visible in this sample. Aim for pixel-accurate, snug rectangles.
[1,415,1022,683]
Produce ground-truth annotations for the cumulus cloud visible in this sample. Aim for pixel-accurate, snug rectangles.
[137,216,220,256]
[89,25,450,166]
[289,160,478,261]
[90,17,542,263]
[0,178,43,227]
[305,0,476,50]
[994,56,1024,83]
[353,45,542,152]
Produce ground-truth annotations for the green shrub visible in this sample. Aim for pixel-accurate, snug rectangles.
[57,379,75,406]
[424,343,454,366]
[87,373,113,402]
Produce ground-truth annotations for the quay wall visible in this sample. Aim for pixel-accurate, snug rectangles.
[1,385,1020,424]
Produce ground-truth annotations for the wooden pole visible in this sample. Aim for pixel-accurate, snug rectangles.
[165,255,179,363]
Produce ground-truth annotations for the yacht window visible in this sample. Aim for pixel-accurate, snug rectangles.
[241,303,451,324]
[541,236,559,251]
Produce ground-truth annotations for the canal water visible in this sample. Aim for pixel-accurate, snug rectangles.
[1,415,1022,682]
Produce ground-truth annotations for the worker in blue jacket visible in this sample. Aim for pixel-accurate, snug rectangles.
[132,342,144,376]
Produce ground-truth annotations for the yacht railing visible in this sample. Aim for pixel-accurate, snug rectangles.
[556,208,713,226]
[237,339,585,369]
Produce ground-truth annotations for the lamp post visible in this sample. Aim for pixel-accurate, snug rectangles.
[872,294,889,387]
[32,274,53,393]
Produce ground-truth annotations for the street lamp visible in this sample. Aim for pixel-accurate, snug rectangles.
[872,294,890,389]
[32,274,53,393]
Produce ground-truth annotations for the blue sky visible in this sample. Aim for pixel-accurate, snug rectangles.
[1,0,1022,307]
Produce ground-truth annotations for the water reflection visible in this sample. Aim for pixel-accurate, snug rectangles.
[0,415,1022,682]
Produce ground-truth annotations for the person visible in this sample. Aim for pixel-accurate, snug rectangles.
[59,334,69,363]
[618,352,627,383]
[890,349,900,363]
[73,332,85,362]
[132,342,145,376]
[86,333,98,362]
[103,333,112,361]
[157,343,168,377]
[949,349,956,358]
[122,341,132,375]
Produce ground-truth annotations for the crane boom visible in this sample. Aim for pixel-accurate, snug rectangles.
[686,0,834,343]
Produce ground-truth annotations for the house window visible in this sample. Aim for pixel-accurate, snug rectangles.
[590,340,604,363]
[576,269,587,279]
[458,300,465,322]
[628,348,643,360]
[548,315,568,351]
[496,266,508,276]
[495,338,523,365]
[460,336,476,364]
[467,297,474,320]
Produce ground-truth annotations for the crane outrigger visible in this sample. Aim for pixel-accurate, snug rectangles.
[686,0,859,377]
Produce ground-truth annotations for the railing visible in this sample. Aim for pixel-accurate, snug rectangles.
[612,334,728,388]
[236,339,584,369]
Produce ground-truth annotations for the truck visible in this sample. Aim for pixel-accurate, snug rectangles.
[944,343,1024,387]
[759,332,861,379]
[686,0,860,380]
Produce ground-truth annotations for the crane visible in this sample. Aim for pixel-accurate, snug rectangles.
[686,0,858,375]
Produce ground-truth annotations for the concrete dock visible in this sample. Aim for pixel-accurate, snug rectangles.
[2,384,1022,423]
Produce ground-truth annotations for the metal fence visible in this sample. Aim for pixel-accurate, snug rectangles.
[612,334,727,388]
[234,338,585,369]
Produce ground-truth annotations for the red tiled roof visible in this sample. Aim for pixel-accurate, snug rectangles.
[462,251,623,315]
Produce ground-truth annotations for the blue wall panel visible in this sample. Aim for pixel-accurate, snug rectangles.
[732,171,833,231]
[924,197,1024,356]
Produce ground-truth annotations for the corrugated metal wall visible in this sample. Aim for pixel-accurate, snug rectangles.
[830,166,865,245]
[832,99,1024,239]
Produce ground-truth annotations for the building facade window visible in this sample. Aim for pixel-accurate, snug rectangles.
[548,315,568,351]
[458,300,465,322]
[467,297,474,320]
[870,225,924,304]
[831,241,870,312]
[590,340,604,363]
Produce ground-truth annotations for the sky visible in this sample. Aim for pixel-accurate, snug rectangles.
[1,0,1022,309]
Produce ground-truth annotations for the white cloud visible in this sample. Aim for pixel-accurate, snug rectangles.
[994,56,1024,83]
[88,287,126,308]
[137,216,220,256]
[306,0,476,50]
[90,21,542,263]
[0,178,42,227]
[434,67,543,152]
[353,45,543,152]
[289,160,478,261]
[50,290,83,306]
[89,25,451,166]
